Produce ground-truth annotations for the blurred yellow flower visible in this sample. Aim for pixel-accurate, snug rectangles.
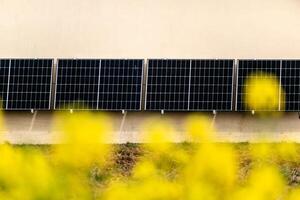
[0,111,5,143]
[142,118,175,153]
[277,142,298,161]
[288,188,300,200]
[0,110,298,200]
[250,143,273,161]
[234,165,285,200]
[53,112,112,167]
[183,144,237,194]
[185,115,215,142]
[244,72,281,111]
[133,160,158,180]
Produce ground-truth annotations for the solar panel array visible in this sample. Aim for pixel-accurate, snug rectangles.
[55,59,143,110]
[145,59,234,111]
[1,58,300,112]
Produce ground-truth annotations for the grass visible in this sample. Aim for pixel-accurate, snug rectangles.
[12,143,300,186]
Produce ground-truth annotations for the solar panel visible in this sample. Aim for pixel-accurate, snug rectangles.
[0,59,10,109]
[236,60,281,111]
[98,59,143,110]
[189,59,234,111]
[281,60,300,111]
[55,59,101,110]
[145,59,190,111]
[55,59,143,110]
[7,59,53,110]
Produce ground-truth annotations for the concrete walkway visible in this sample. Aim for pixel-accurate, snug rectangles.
[1,111,300,144]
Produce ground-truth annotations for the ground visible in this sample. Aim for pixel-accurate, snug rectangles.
[16,143,300,187]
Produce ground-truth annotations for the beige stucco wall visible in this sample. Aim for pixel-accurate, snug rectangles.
[1,0,300,144]
[1,0,300,59]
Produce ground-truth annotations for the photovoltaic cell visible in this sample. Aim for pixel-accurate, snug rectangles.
[145,59,190,111]
[55,59,100,110]
[7,59,53,110]
[98,59,143,110]
[236,60,281,111]
[281,60,300,111]
[190,60,233,111]
[0,60,10,109]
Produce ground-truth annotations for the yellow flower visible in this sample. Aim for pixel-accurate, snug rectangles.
[0,145,23,187]
[250,143,273,161]
[277,142,298,161]
[102,182,133,200]
[185,115,215,142]
[234,165,285,200]
[133,160,158,180]
[288,188,300,200]
[183,143,237,197]
[142,118,175,154]
[0,110,5,143]
[53,112,112,167]
[244,72,281,111]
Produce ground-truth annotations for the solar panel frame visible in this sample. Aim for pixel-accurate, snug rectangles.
[280,60,300,111]
[97,59,144,111]
[144,59,149,110]
[6,58,53,110]
[0,59,10,110]
[189,59,234,111]
[145,59,191,111]
[54,59,101,110]
[235,59,282,111]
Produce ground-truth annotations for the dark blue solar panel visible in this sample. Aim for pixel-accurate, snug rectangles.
[281,60,300,111]
[236,60,281,111]
[55,59,100,110]
[189,59,234,111]
[55,59,143,110]
[145,59,234,111]
[7,59,53,110]
[98,59,143,110]
[145,59,190,111]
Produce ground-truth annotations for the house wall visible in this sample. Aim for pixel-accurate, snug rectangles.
[0,0,300,59]
[1,0,300,143]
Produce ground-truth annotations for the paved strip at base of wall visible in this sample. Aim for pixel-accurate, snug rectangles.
[1,112,300,144]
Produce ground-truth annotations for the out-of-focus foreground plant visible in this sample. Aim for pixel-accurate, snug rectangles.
[0,112,113,199]
[244,71,285,113]
[0,74,299,200]
[0,112,299,200]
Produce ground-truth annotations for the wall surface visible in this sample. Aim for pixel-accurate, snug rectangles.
[1,0,300,143]
[1,0,300,59]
